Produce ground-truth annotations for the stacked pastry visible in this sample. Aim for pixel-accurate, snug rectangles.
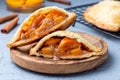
[7,6,108,74]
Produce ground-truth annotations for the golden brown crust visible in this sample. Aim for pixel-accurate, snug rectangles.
[83,1,120,32]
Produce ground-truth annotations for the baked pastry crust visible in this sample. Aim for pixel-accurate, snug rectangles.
[30,31,104,59]
[7,6,76,48]
[83,0,120,32]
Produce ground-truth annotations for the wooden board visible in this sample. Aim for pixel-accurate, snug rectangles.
[10,32,108,74]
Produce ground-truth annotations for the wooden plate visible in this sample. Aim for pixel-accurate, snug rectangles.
[10,33,108,74]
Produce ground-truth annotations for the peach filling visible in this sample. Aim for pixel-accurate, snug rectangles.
[40,37,83,60]
[19,9,68,40]
[6,0,43,9]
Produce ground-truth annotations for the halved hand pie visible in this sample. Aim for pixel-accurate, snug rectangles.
[30,31,104,60]
[7,7,76,48]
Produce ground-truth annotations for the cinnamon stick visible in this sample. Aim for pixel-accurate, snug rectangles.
[0,13,18,24]
[1,17,19,33]
[47,0,71,5]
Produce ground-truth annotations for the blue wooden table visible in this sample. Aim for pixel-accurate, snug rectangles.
[0,0,120,80]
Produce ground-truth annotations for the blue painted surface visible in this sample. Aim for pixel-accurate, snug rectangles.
[0,0,120,80]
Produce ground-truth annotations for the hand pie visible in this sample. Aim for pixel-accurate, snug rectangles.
[83,0,120,32]
[30,31,105,60]
[7,6,76,48]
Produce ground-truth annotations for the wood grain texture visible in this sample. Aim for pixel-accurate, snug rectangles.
[10,32,108,74]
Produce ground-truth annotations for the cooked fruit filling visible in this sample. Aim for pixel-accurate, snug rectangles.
[39,37,91,60]
[19,9,68,40]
